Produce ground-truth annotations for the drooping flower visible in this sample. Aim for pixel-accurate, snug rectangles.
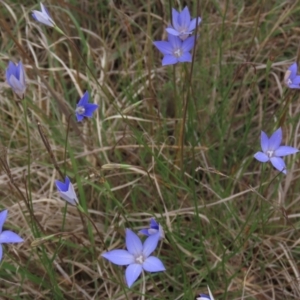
[75,91,99,122]
[102,229,165,288]
[254,128,299,174]
[196,286,215,300]
[32,3,55,27]
[284,62,300,89]
[0,210,24,261]
[166,6,201,40]
[139,218,164,240]
[153,34,195,66]
[55,176,78,205]
[5,61,26,99]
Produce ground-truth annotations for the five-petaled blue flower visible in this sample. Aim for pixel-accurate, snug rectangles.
[139,218,164,240]
[254,128,299,174]
[55,176,78,206]
[75,91,99,122]
[196,286,215,300]
[0,210,23,261]
[153,34,195,66]
[32,3,55,27]
[6,61,26,99]
[166,6,201,40]
[284,62,300,89]
[102,228,165,288]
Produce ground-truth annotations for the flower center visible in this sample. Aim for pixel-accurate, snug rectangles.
[76,106,85,115]
[267,150,274,158]
[173,48,183,58]
[135,254,145,265]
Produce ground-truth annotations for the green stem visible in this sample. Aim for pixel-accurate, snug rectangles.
[22,99,32,211]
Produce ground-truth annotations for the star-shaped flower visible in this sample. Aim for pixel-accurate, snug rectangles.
[153,34,195,66]
[102,229,165,287]
[139,218,164,240]
[0,210,24,261]
[5,61,26,99]
[284,62,300,89]
[166,6,201,40]
[75,91,98,122]
[254,128,299,174]
[55,176,78,206]
[32,3,55,27]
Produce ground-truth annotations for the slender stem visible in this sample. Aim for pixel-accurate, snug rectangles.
[22,98,32,210]
[63,113,74,177]
[177,0,201,171]
[141,270,146,300]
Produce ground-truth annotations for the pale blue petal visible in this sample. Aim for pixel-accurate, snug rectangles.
[18,62,26,87]
[288,83,300,89]
[31,11,54,27]
[139,229,150,236]
[196,294,211,300]
[171,8,180,29]
[76,113,84,122]
[274,146,299,157]
[150,218,159,229]
[8,75,26,97]
[291,75,300,87]
[165,28,180,36]
[6,62,17,80]
[168,34,182,49]
[142,256,165,272]
[178,52,192,62]
[32,3,54,27]
[188,17,202,31]
[179,6,191,29]
[254,152,269,162]
[126,229,142,256]
[55,176,70,192]
[142,232,160,257]
[0,210,8,232]
[260,131,269,153]
[288,62,297,80]
[153,41,173,55]
[125,264,142,287]
[0,231,23,243]
[102,249,134,265]
[41,3,51,17]
[268,128,282,151]
[162,55,178,66]
[77,91,89,106]
[182,36,196,52]
[270,157,286,174]
[55,177,78,205]
[83,104,98,118]
[0,245,2,261]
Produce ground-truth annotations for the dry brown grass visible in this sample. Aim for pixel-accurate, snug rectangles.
[0,0,300,299]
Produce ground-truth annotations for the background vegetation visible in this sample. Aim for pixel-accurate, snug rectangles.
[0,0,300,299]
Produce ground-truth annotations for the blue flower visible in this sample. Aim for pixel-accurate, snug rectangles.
[0,210,23,261]
[32,3,55,27]
[284,62,300,89]
[196,286,214,300]
[102,229,165,288]
[139,218,164,240]
[75,91,99,122]
[55,176,78,205]
[254,128,299,174]
[166,6,201,40]
[5,61,26,99]
[153,34,195,66]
